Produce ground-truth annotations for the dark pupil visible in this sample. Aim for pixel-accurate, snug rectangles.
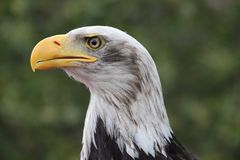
[91,39,98,46]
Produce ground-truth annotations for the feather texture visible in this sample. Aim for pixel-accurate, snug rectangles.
[87,118,198,160]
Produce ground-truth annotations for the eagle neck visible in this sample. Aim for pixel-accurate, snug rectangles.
[81,77,173,159]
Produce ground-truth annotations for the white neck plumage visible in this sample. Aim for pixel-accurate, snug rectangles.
[80,63,173,160]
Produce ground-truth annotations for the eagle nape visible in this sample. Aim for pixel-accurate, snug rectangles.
[30,26,199,160]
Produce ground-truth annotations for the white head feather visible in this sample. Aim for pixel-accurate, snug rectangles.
[63,26,172,160]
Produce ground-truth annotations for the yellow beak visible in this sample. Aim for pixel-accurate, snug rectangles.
[30,34,97,72]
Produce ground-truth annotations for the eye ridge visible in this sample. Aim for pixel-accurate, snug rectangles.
[86,36,103,50]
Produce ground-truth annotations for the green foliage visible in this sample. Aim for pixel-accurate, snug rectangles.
[0,0,239,159]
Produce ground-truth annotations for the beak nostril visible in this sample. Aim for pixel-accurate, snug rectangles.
[53,41,61,46]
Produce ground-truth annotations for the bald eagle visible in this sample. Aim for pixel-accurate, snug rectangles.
[30,26,198,160]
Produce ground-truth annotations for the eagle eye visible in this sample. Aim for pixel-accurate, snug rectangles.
[86,36,103,50]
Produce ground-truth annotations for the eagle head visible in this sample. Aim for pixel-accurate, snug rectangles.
[31,26,153,95]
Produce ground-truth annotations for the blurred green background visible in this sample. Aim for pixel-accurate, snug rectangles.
[0,0,239,160]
